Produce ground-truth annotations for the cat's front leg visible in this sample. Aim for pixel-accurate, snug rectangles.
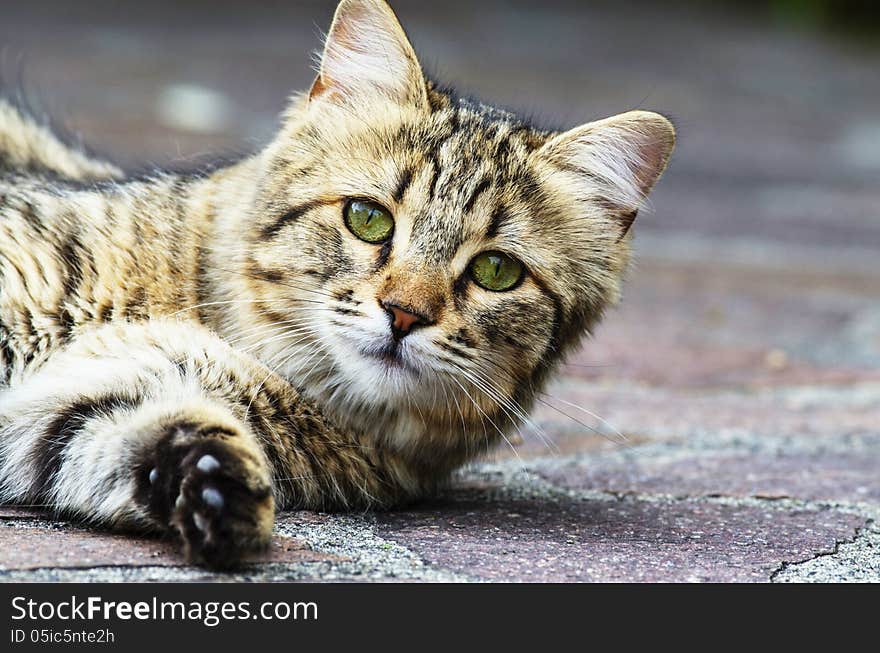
[0,326,276,568]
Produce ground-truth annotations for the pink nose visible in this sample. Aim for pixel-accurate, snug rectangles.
[381,302,430,341]
[388,306,422,333]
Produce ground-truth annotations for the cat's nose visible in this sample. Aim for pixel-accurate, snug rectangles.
[381,301,431,341]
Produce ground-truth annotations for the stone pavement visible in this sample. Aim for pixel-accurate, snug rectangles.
[0,1,878,582]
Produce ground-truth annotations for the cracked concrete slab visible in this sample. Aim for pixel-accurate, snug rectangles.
[772,522,880,583]
[376,499,863,582]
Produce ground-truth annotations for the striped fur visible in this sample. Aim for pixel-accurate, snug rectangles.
[0,0,674,568]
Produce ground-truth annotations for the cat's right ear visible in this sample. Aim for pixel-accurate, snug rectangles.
[535,110,675,236]
[309,0,429,110]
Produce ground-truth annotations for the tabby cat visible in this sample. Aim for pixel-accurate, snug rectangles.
[0,0,674,567]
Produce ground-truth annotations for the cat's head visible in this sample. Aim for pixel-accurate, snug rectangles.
[235,0,673,458]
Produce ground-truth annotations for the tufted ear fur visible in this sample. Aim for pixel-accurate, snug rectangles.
[309,0,429,110]
[536,110,675,235]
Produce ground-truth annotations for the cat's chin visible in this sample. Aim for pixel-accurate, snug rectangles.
[358,348,421,384]
[359,343,418,373]
[329,340,433,408]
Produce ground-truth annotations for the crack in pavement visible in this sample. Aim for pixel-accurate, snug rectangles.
[771,520,880,583]
[769,525,864,582]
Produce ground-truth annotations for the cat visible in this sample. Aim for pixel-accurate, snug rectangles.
[0,0,674,568]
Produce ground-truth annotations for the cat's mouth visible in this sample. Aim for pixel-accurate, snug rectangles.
[358,342,420,375]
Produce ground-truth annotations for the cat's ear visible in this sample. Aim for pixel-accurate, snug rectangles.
[309,0,429,109]
[535,110,675,235]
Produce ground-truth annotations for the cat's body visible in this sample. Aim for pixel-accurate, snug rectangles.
[0,0,674,567]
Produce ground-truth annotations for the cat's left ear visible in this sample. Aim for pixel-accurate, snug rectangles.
[309,0,429,110]
[535,110,675,235]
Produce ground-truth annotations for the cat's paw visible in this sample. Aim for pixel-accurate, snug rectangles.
[138,423,275,569]
[170,441,275,568]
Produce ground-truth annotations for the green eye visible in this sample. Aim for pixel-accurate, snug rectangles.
[344,200,394,244]
[469,251,524,292]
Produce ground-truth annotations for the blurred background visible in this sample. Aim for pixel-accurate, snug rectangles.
[1,0,878,455]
